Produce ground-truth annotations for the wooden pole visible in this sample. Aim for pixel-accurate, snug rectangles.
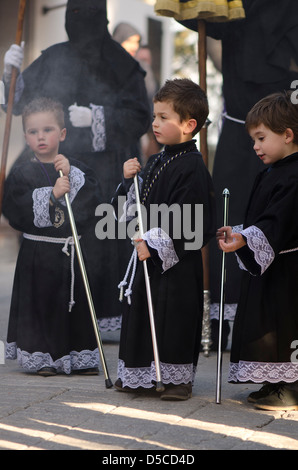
[0,0,27,219]
[198,19,212,357]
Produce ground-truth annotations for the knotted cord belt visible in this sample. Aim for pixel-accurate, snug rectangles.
[23,233,81,312]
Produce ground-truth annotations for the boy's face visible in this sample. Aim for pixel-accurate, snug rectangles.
[152,100,195,146]
[24,111,66,162]
[249,123,293,165]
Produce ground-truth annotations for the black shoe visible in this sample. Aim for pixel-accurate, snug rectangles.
[160,383,192,401]
[247,384,275,403]
[254,385,298,411]
[37,367,57,377]
[114,378,152,393]
[73,367,99,376]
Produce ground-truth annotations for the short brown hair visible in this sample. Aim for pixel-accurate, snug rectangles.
[246,91,298,143]
[22,97,65,131]
[153,78,209,136]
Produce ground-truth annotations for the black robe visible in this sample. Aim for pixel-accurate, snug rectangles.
[112,140,216,388]
[5,34,151,331]
[229,153,298,384]
[3,155,102,374]
[180,0,298,321]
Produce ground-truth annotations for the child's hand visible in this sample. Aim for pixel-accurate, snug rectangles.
[54,154,70,177]
[123,158,141,179]
[135,240,151,261]
[217,226,246,252]
[52,175,70,199]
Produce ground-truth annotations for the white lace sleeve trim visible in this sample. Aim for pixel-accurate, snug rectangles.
[67,166,85,203]
[143,227,179,272]
[90,104,106,152]
[239,225,275,275]
[119,177,143,222]
[32,186,52,228]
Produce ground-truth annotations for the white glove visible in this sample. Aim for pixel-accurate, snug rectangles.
[68,104,92,128]
[4,42,25,80]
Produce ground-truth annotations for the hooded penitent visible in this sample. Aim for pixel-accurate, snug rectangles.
[6,0,151,331]
[65,0,108,64]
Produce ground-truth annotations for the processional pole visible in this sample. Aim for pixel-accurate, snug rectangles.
[133,175,165,393]
[216,188,230,404]
[59,171,113,389]
[198,19,212,357]
[0,0,27,219]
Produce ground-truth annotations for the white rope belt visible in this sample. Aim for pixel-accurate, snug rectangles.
[222,111,246,125]
[23,233,81,312]
[118,248,138,305]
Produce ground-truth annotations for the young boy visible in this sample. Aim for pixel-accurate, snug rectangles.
[112,78,216,400]
[3,97,101,376]
[218,91,298,410]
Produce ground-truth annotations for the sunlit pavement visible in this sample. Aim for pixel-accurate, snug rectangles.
[0,226,297,452]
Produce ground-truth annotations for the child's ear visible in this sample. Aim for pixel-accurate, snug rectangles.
[285,128,294,143]
[185,118,197,135]
[60,128,67,142]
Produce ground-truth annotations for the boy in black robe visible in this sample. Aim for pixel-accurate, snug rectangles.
[218,91,298,410]
[112,79,216,400]
[3,98,101,376]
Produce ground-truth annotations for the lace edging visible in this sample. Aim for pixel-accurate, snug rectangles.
[240,225,275,275]
[32,186,52,228]
[118,359,196,389]
[229,360,298,384]
[143,227,179,272]
[90,104,106,152]
[6,342,99,375]
[210,303,237,321]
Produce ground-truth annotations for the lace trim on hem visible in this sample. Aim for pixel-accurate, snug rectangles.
[98,315,122,332]
[229,360,298,384]
[210,303,237,321]
[118,358,196,389]
[5,342,99,375]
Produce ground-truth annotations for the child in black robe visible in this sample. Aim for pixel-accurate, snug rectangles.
[218,91,298,410]
[3,98,101,376]
[112,78,216,400]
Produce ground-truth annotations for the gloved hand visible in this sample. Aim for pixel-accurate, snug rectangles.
[4,42,25,81]
[68,104,92,128]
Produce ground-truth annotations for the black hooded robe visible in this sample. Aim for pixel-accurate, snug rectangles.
[4,0,151,331]
[112,140,216,389]
[228,153,298,385]
[3,156,102,374]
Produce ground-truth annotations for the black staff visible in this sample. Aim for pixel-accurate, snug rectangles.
[59,170,113,388]
[216,188,230,404]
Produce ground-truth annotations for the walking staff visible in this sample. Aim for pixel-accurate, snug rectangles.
[216,188,230,404]
[133,175,165,393]
[59,170,113,389]
[0,0,27,218]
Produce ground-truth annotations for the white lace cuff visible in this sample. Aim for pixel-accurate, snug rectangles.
[240,225,275,274]
[119,177,143,222]
[32,167,85,228]
[90,104,106,152]
[143,227,179,272]
[33,186,52,228]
